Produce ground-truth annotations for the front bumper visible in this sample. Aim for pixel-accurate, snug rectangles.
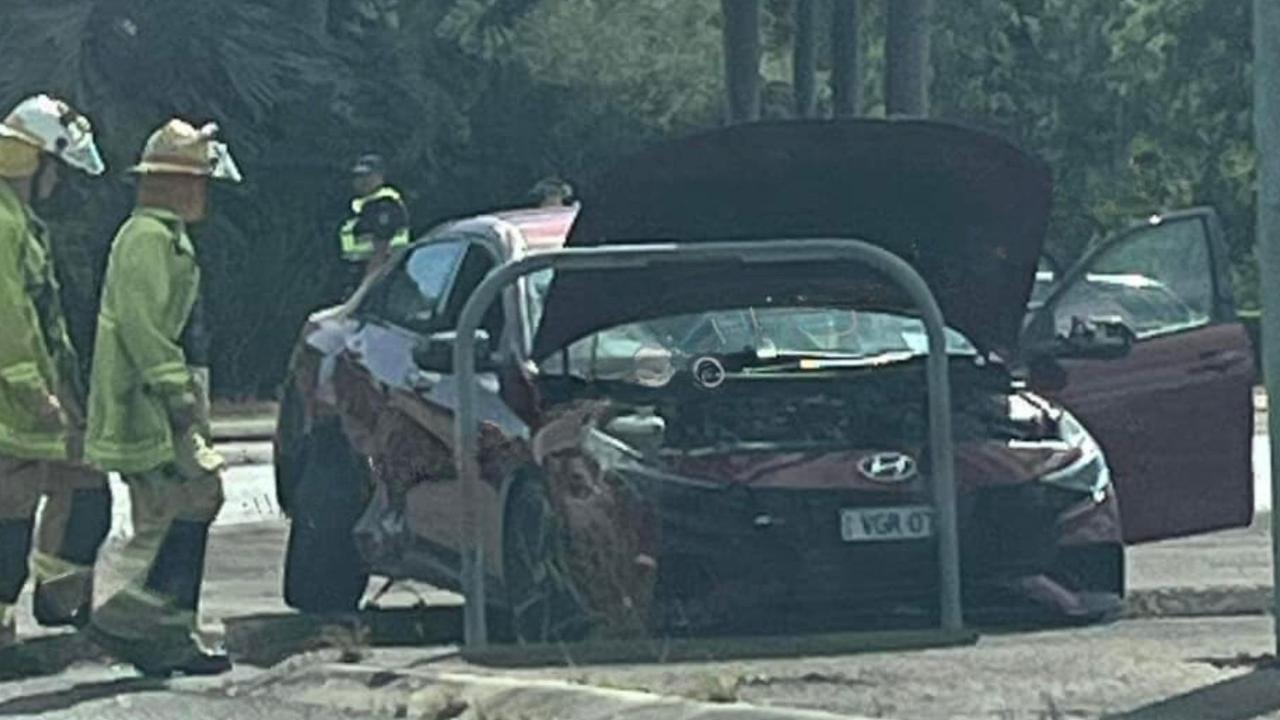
[620,464,1122,629]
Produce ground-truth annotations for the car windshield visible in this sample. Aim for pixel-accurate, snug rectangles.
[528,270,977,381]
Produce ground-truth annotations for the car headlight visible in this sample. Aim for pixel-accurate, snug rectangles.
[1041,410,1112,503]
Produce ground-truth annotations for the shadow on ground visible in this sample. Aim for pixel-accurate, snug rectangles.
[0,677,167,716]
[224,604,463,666]
[0,634,109,682]
[0,605,464,681]
[1106,668,1280,720]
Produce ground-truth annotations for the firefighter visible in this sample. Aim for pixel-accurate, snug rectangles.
[0,95,110,650]
[82,119,241,677]
[338,153,409,292]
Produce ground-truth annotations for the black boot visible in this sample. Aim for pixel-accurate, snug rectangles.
[34,488,110,628]
[32,582,90,628]
[0,520,34,612]
[87,520,230,678]
[140,520,230,676]
[82,622,231,678]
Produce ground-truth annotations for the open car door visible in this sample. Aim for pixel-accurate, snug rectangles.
[1025,208,1255,543]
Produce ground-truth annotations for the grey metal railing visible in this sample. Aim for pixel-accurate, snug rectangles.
[452,239,961,647]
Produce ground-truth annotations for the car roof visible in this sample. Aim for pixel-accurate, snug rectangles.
[489,205,578,255]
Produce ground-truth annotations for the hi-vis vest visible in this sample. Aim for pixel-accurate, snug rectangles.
[339,186,410,262]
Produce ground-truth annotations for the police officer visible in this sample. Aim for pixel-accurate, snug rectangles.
[0,95,110,649]
[339,153,409,293]
[82,119,241,676]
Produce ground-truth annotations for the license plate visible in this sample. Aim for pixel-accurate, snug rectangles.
[840,506,934,542]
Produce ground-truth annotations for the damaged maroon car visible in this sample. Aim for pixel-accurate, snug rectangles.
[275,120,1255,641]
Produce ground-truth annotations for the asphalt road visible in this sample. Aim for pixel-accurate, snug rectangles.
[3,451,1280,719]
[467,615,1280,719]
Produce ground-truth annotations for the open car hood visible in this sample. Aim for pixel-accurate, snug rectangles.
[532,119,1052,359]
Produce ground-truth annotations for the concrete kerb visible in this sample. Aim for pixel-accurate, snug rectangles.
[211,412,275,467]
[211,416,276,443]
[1126,585,1274,619]
[249,662,879,720]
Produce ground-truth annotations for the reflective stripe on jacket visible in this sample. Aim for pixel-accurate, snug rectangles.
[0,181,75,460]
[85,208,200,474]
[339,185,410,262]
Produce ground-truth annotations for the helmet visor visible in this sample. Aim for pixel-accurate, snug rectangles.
[62,132,105,176]
[59,113,105,176]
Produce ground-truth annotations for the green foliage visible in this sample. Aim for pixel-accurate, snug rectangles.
[0,0,537,397]
[0,0,1262,398]
[929,0,1255,305]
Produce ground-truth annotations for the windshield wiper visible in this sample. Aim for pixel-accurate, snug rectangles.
[743,349,982,373]
[742,350,919,372]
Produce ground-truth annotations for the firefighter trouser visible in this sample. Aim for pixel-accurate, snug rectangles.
[0,456,110,644]
[90,464,224,666]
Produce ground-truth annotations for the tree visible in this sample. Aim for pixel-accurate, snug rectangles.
[722,0,762,122]
[0,0,1262,397]
[886,0,932,115]
[831,0,864,117]
[929,0,1254,302]
[794,0,818,117]
[293,0,331,33]
[0,0,542,397]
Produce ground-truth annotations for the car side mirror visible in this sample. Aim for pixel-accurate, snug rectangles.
[1056,316,1135,360]
[412,330,495,374]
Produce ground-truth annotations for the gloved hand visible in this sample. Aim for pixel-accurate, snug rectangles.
[174,425,227,480]
[32,392,65,429]
[41,393,63,420]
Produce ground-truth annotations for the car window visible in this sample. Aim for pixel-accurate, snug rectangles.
[373,240,467,332]
[661,308,977,357]
[1051,217,1214,339]
[439,246,505,339]
[537,306,977,383]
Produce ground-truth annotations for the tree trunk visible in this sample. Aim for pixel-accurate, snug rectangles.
[831,0,862,118]
[793,0,818,118]
[1252,0,1280,652]
[886,0,932,116]
[722,0,761,123]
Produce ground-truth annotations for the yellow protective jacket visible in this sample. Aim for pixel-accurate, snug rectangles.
[0,181,77,460]
[85,208,200,474]
[339,185,410,262]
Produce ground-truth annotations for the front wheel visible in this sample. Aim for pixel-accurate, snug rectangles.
[282,419,370,613]
[501,478,588,644]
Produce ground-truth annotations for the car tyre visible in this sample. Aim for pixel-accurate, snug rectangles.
[501,477,588,644]
[274,382,307,517]
[282,419,370,614]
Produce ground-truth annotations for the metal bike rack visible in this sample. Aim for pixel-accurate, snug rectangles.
[453,238,962,648]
